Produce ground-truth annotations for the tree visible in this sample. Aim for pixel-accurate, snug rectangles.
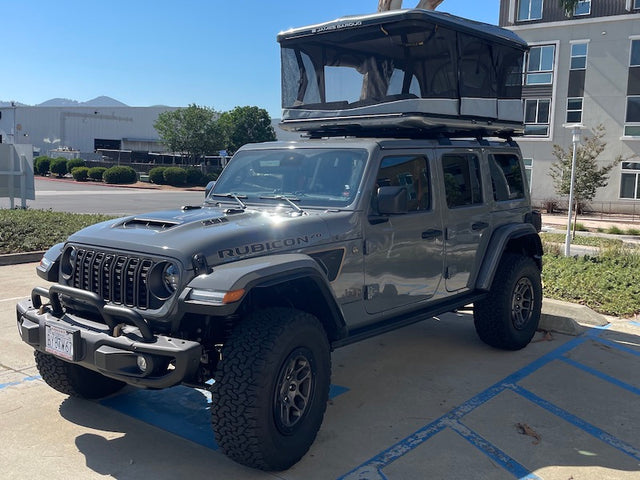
[218,106,276,155]
[549,125,622,233]
[558,0,580,16]
[377,0,443,11]
[154,104,225,161]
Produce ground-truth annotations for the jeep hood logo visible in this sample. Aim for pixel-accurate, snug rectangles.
[218,234,323,259]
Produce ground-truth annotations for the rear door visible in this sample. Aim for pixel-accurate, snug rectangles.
[439,150,491,292]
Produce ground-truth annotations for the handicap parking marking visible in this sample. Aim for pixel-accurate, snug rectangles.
[100,383,350,451]
[339,322,640,480]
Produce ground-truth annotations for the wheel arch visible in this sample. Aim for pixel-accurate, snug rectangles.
[475,223,543,292]
[184,254,347,342]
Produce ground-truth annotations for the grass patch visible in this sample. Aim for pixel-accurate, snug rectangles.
[542,245,640,317]
[0,209,116,254]
[606,225,624,235]
[540,233,623,249]
[626,228,640,236]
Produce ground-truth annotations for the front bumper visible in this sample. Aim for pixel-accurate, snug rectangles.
[16,284,202,389]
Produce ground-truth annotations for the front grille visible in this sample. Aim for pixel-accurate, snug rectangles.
[71,248,155,309]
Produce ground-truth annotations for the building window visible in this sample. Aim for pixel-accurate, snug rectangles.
[634,0,640,10]
[518,0,543,21]
[526,45,555,85]
[524,99,551,136]
[570,42,588,70]
[631,39,640,67]
[566,98,583,123]
[574,0,591,15]
[620,162,640,198]
[625,96,640,137]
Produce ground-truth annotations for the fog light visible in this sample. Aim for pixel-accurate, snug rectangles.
[136,355,148,373]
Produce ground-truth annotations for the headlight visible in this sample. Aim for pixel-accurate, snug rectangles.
[149,262,180,299]
[60,246,77,280]
[163,263,179,292]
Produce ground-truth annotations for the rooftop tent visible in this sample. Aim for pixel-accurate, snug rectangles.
[277,9,528,137]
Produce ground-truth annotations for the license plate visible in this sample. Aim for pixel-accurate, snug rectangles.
[45,324,78,361]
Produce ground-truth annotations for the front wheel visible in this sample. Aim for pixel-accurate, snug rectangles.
[34,351,126,399]
[210,307,331,471]
[474,253,542,350]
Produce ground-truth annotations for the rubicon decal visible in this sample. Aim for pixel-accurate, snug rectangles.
[217,234,323,259]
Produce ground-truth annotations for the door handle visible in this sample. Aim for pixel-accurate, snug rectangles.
[472,222,489,231]
[422,229,442,240]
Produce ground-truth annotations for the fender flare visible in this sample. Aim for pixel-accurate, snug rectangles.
[182,253,348,340]
[475,223,542,292]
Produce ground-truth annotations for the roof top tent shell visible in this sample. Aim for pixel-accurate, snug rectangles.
[277,9,528,138]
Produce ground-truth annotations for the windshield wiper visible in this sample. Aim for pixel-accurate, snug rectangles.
[211,193,248,210]
[260,195,304,214]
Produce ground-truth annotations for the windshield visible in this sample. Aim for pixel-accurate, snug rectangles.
[209,148,368,208]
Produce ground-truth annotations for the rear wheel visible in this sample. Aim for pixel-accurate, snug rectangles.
[474,253,542,350]
[211,307,331,471]
[34,351,126,399]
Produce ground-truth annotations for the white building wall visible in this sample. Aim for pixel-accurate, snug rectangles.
[509,13,640,213]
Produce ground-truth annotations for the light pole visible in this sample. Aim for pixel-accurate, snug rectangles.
[563,123,584,257]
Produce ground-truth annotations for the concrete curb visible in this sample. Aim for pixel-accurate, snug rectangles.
[0,251,45,266]
[539,297,608,336]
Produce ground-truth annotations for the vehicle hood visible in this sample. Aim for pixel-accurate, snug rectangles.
[67,205,353,270]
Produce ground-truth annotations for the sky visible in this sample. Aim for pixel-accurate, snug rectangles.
[0,0,500,117]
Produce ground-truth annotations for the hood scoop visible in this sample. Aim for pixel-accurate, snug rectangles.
[121,217,181,230]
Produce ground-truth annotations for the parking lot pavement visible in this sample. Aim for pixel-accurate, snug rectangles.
[2,263,639,479]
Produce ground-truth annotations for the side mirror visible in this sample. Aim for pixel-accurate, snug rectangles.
[377,186,408,215]
[205,181,216,199]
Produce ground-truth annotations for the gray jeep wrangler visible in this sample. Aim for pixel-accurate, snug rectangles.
[16,9,541,472]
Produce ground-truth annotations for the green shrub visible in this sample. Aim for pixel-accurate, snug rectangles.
[71,166,89,181]
[103,166,137,184]
[606,226,624,235]
[34,156,51,176]
[626,228,640,236]
[163,167,187,187]
[149,166,168,185]
[88,166,107,181]
[67,158,86,171]
[50,157,68,177]
[204,172,219,183]
[185,167,204,186]
[574,223,589,232]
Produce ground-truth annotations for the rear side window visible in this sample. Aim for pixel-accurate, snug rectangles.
[374,155,431,212]
[488,153,526,201]
[441,154,483,208]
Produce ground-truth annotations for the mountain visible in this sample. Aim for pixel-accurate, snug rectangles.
[36,96,128,107]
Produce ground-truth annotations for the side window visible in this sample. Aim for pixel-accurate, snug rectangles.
[373,155,431,212]
[441,154,483,208]
[488,153,526,201]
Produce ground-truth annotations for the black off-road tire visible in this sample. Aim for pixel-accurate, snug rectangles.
[474,253,542,350]
[34,351,126,399]
[211,307,331,471]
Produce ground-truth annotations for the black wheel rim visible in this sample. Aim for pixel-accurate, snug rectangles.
[274,348,315,434]
[511,277,534,330]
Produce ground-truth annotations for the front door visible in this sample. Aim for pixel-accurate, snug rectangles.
[364,153,444,314]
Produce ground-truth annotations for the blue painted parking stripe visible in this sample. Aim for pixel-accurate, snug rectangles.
[559,356,640,396]
[448,420,540,480]
[100,382,350,451]
[630,321,640,328]
[593,337,640,357]
[339,328,640,480]
[0,375,41,391]
[510,384,640,461]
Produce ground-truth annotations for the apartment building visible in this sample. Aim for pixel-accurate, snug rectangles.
[500,0,640,212]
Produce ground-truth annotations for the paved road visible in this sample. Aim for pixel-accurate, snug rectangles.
[0,178,204,216]
[2,263,640,479]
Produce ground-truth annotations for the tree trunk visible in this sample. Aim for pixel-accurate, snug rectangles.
[378,0,443,11]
